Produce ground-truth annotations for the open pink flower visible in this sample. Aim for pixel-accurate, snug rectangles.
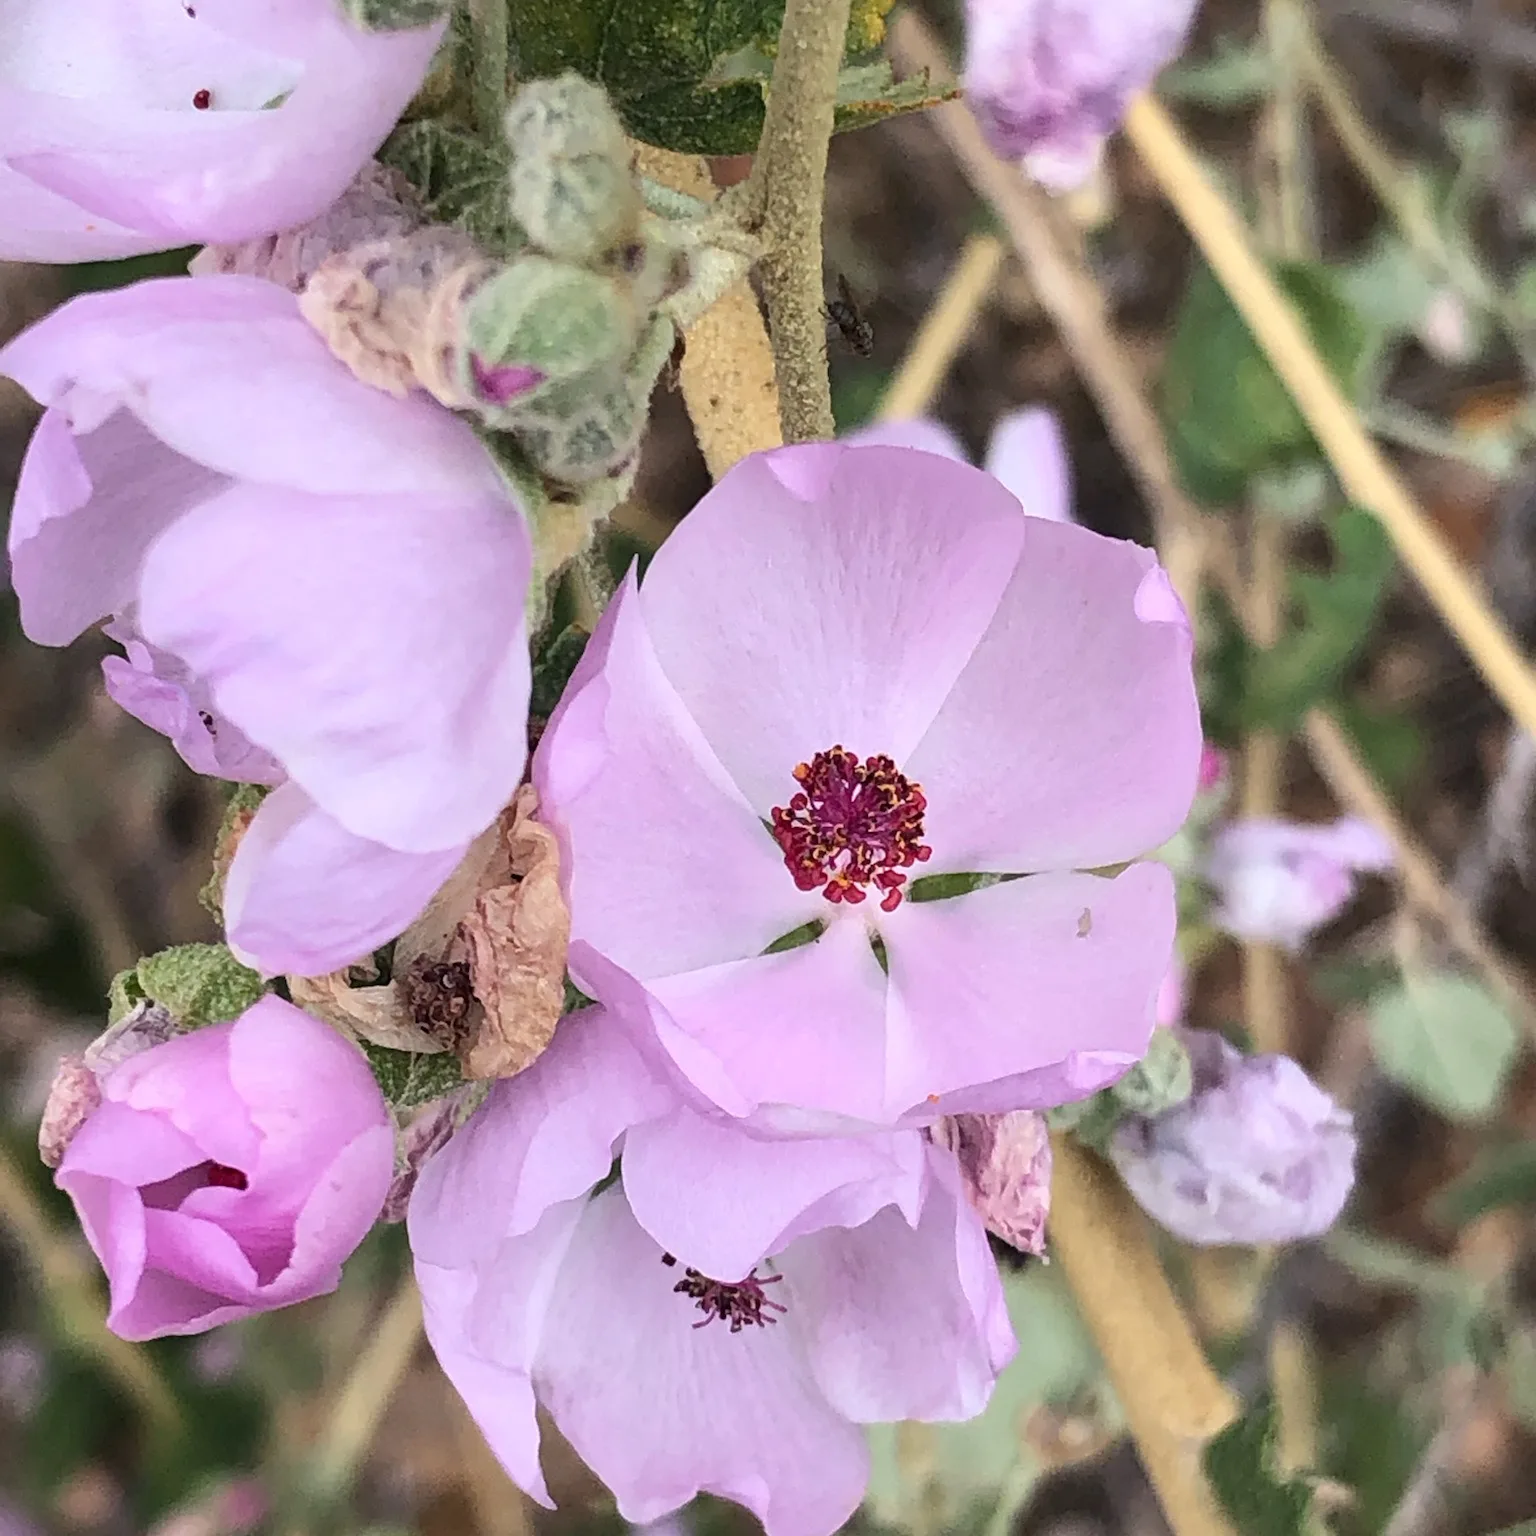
[0,0,442,263]
[409,1006,1014,1536]
[2,275,532,976]
[57,997,393,1340]
[535,443,1201,1128]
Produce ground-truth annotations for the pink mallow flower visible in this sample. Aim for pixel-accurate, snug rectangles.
[1,276,532,977]
[408,1005,1014,1536]
[0,0,442,263]
[1206,816,1394,952]
[1110,1028,1357,1245]
[964,0,1199,190]
[534,443,1202,1128]
[56,997,393,1340]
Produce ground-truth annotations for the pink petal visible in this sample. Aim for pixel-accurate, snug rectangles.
[107,1270,254,1341]
[136,477,530,852]
[534,1187,869,1536]
[906,519,1201,873]
[0,3,441,261]
[6,406,227,645]
[141,1207,260,1302]
[842,418,969,461]
[1,279,507,500]
[415,1202,588,1507]
[644,919,892,1127]
[408,1007,672,1270]
[57,1100,207,1188]
[101,1025,261,1173]
[621,1105,927,1279]
[535,573,810,981]
[781,1149,1014,1423]
[223,785,469,977]
[982,408,1073,523]
[636,446,1026,815]
[54,1169,147,1323]
[881,864,1176,1117]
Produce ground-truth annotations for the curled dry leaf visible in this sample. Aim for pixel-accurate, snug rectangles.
[298,228,490,408]
[285,788,569,1082]
[455,784,570,1079]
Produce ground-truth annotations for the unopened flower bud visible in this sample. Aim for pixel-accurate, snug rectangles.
[504,74,642,263]
[931,1109,1052,1254]
[461,255,637,418]
[340,0,453,30]
[1110,1029,1356,1245]
[964,0,1199,190]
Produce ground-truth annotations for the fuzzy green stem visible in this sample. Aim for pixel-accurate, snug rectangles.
[751,0,852,443]
[468,0,508,142]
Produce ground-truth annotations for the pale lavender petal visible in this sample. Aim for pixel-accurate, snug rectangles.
[408,1006,672,1270]
[223,785,469,978]
[534,1187,869,1536]
[781,1149,1014,1423]
[637,445,1025,815]
[907,519,1201,872]
[982,407,1072,523]
[137,478,530,852]
[881,864,1176,1117]
[621,1106,927,1279]
[535,573,810,981]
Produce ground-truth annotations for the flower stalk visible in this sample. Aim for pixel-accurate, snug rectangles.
[750,0,853,443]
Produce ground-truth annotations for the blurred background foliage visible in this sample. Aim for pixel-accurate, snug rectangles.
[13,1,1536,1534]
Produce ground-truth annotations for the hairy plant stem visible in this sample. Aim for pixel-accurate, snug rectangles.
[467,0,508,142]
[750,0,852,443]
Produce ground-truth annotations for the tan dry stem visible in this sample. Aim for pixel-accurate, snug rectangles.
[632,145,783,471]
[1050,1138,1240,1536]
[751,0,853,442]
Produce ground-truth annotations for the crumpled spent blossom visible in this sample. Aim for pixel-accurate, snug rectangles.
[409,1005,1015,1536]
[1,0,443,263]
[534,442,1202,1130]
[56,997,393,1340]
[929,1109,1051,1254]
[964,0,1199,189]
[1110,1028,1357,1245]
[849,404,1074,525]
[1206,816,1395,951]
[1,275,533,978]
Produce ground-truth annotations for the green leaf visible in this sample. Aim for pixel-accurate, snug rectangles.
[1162,261,1369,504]
[380,119,523,252]
[134,943,268,1029]
[361,1040,467,1110]
[1203,1396,1314,1536]
[1368,971,1519,1122]
[505,0,937,155]
[1434,1141,1536,1227]
[530,624,590,719]
[1237,507,1394,732]
[864,1265,1112,1531]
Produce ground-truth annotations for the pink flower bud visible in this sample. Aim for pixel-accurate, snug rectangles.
[930,1110,1052,1254]
[964,0,1199,189]
[55,998,393,1339]
[1110,1029,1356,1245]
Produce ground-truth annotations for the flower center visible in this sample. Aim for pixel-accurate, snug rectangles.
[661,1254,788,1333]
[770,746,932,912]
[403,958,475,1048]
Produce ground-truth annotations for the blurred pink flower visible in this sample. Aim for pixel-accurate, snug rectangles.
[1111,1028,1356,1244]
[56,997,393,1339]
[1,275,532,977]
[849,405,1074,524]
[1206,816,1394,951]
[964,0,1199,189]
[534,443,1201,1128]
[409,1006,1014,1536]
[0,0,442,262]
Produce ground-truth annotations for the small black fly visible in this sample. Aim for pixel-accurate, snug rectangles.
[825,274,874,357]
